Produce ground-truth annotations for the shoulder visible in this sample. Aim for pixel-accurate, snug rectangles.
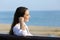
[13,23,20,30]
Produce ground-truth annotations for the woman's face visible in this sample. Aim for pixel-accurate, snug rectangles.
[24,10,30,22]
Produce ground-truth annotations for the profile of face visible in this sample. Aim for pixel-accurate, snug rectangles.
[24,10,30,22]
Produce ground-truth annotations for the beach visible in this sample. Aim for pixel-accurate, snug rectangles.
[0,24,60,37]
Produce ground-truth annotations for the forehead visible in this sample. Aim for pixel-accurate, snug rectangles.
[25,10,29,14]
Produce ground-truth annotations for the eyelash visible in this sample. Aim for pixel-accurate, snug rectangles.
[27,14,29,16]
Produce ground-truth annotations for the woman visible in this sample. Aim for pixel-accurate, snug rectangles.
[9,6,32,36]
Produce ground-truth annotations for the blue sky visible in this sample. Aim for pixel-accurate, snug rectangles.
[0,0,60,11]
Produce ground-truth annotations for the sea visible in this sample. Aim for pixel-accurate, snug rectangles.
[0,11,60,26]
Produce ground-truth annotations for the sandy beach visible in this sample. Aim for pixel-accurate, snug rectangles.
[0,24,60,36]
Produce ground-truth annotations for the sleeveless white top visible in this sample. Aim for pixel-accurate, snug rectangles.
[13,22,32,36]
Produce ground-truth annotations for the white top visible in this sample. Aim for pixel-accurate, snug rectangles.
[13,22,32,36]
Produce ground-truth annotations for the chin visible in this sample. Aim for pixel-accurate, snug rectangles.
[25,20,29,22]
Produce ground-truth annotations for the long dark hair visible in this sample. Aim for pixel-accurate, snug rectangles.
[9,6,28,35]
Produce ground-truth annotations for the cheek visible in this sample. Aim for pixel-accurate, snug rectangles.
[24,16,29,20]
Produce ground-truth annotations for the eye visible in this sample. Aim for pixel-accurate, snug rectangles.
[27,14,29,16]
[26,14,29,16]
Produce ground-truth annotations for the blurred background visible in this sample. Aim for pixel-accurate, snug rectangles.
[0,0,60,37]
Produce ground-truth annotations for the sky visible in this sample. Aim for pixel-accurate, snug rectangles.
[0,0,60,11]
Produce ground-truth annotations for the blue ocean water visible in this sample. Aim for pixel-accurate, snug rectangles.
[0,11,60,26]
